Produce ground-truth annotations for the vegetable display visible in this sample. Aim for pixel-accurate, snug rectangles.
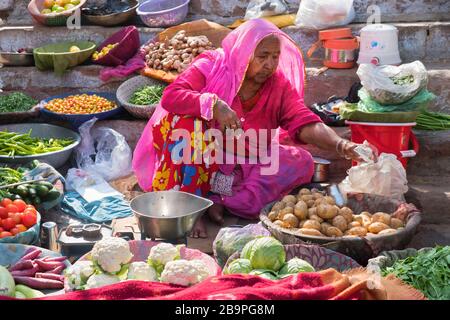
[267,188,406,238]
[92,43,119,61]
[0,130,74,157]
[415,110,450,131]
[0,200,38,239]
[381,246,450,300]
[0,92,37,114]
[143,30,215,74]
[40,0,81,14]
[44,94,117,114]
[224,237,315,280]
[128,85,165,106]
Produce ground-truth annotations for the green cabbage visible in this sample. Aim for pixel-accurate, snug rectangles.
[241,237,285,272]
[224,259,252,275]
[279,258,315,277]
[249,269,279,280]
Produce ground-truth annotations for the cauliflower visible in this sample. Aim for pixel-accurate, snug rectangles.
[65,261,95,290]
[85,273,121,290]
[160,259,211,287]
[147,243,180,273]
[91,237,133,274]
[127,262,157,281]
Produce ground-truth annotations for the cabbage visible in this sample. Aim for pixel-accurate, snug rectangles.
[249,269,279,280]
[279,258,315,277]
[241,237,286,272]
[224,259,252,275]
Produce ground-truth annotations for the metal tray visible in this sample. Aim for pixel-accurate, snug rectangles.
[57,225,113,247]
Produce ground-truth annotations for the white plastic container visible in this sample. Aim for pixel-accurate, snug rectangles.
[357,24,401,66]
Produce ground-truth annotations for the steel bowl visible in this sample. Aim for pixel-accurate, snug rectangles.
[312,157,330,183]
[130,191,213,240]
[0,52,35,66]
[0,123,81,168]
[82,0,139,27]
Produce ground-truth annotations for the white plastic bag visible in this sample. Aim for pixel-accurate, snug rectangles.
[339,153,408,202]
[295,0,355,30]
[357,61,429,105]
[75,118,132,181]
[245,0,290,20]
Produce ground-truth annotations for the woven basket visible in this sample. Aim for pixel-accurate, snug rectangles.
[116,75,167,119]
[28,0,87,26]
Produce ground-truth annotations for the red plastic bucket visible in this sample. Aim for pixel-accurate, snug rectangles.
[346,121,419,168]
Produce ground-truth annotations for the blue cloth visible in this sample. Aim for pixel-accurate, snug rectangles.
[61,191,132,223]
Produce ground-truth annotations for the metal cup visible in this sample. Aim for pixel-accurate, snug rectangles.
[41,221,60,252]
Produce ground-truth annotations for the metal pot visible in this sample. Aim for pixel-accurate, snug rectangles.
[312,157,331,183]
[130,191,213,240]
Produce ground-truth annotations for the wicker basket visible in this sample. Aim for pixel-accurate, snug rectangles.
[28,0,87,27]
[116,75,167,119]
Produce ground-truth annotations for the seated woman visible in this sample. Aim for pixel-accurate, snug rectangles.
[133,19,364,238]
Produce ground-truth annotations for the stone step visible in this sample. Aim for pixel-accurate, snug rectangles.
[1,22,449,63]
[2,0,450,25]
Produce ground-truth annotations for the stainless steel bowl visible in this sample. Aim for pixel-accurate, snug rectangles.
[312,157,331,183]
[130,191,214,240]
[0,123,81,168]
[82,0,139,27]
[0,52,34,66]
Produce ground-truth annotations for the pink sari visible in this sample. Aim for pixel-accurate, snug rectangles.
[133,19,322,218]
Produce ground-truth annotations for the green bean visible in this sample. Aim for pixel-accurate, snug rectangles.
[129,85,165,105]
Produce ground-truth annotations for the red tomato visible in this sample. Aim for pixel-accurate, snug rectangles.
[0,231,13,238]
[8,213,21,224]
[2,217,16,231]
[0,207,7,219]
[25,205,36,210]
[16,224,27,233]
[12,200,26,212]
[6,204,19,213]
[0,227,3,233]
[23,207,37,216]
[1,198,12,207]
[10,227,20,236]
[21,214,36,228]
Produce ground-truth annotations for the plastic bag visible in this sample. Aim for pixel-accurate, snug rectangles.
[357,61,429,105]
[75,118,132,181]
[213,224,271,267]
[339,152,408,202]
[358,88,435,113]
[245,0,290,20]
[295,0,355,30]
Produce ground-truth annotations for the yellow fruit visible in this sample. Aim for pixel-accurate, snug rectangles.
[69,46,81,53]
[43,0,55,9]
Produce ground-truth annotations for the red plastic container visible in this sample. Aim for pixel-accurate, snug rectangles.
[93,26,140,67]
[346,121,419,168]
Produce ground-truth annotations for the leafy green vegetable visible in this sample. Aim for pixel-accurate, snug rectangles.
[241,237,285,272]
[0,92,37,113]
[224,259,252,275]
[248,269,279,280]
[279,258,315,277]
[381,246,450,300]
[129,85,165,105]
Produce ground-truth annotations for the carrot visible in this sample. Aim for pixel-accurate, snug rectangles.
[9,260,34,272]
[19,248,42,262]
[45,265,65,274]
[13,276,64,289]
[35,273,64,282]
[43,256,67,262]
[10,265,39,277]
[34,259,65,271]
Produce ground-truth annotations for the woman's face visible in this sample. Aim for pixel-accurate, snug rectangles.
[246,35,281,84]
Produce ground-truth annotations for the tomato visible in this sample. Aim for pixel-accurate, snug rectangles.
[0,207,7,219]
[1,198,12,207]
[0,227,3,233]
[21,213,36,228]
[25,205,36,210]
[10,227,20,236]
[16,224,27,233]
[8,212,21,224]
[12,200,27,212]
[2,217,16,231]
[6,204,19,213]
[24,207,37,216]
[0,231,13,238]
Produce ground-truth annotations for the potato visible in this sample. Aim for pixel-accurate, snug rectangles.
[361,211,372,218]
[368,222,390,234]
[314,198,326,207]
[294,201,308,220]
[359,215,372,228]
[302,220,321,231]
[301,195,314,203]
[273,220,284,227]
[332,215,348,232]
[339,207,354,223]
[312,192,324,200]
[298,188,311,196]
[346,227,368,236]
[306,200,316,208]
[282,195,297,204]
[285,202,296,209]
[310,215,324,224]
[278,207,294,219]
[348,221,361,228]
[320,222,332,235]
[307,207,318,218]
[317,204,339,220]
[323,196,336,205]
[268,211,278,222]
[283,214,299,228]
[378,228,397,235]
[298,220,307,228]
[272,201,285,212]
[298,228,324,237]
[390,218,404,229]
[371,212,391,226]
[325,226,343,237]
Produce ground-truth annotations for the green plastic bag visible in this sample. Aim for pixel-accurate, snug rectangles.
[340,102,419,123]
[358,88,436,113]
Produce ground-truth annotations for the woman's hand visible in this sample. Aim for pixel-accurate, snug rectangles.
[336,139,377,162]
[213,99,242,132]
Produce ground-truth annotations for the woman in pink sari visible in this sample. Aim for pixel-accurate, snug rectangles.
[133,19,363,238]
